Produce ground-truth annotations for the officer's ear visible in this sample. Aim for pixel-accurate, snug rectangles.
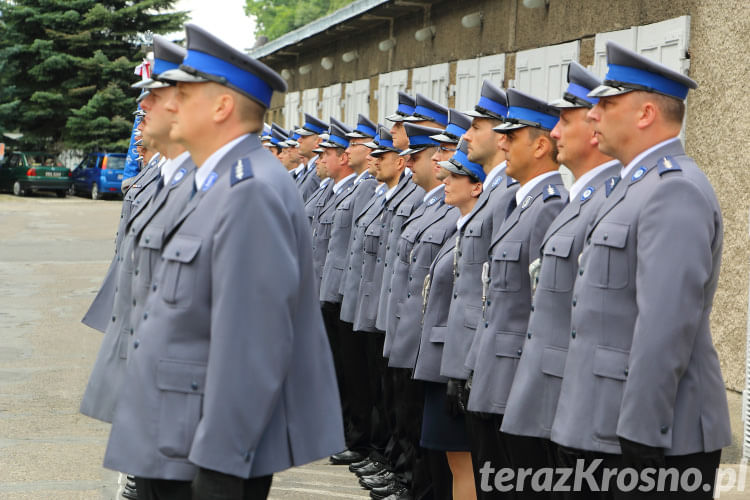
[470,180,483,198]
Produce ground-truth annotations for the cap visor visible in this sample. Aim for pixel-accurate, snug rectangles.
[345,131,371,138]
[493,121,526,133]
[400,146,426,156]
[294,128,315,136]
[465,109,494,119]
[588,84,632,98]
[136,90,151,104]
[132,78,172,89]
[438,160,467,176]
[386,113,406,122]
[402,115,421,122]
[549,97,582,109]
[157,68,209,83]
[430,133,459,143]
[312,147,324,153]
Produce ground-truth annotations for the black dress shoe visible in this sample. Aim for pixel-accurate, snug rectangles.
[121,485,138,500]
[360,471,397,490]
[382,488,413,500]
[354,461,386,478]
[349,458,372,472]
[330,449,366,465]
[370,481,406,500]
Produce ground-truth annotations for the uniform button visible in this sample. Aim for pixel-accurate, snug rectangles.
[132,299,136,306]
[458,251,462,257]
[145,237,150,244]
[486,300,491,306]
[152,284,157,291]
[349,266,352,270]
[397,252,400,257]
[660,425,668,434]
[133,340,140,349]
[484,322,489,328]
[143,312,148,320]
[453,293,457,299]
[191,381,199,390]
[517,349,522,356]
[388,288,391,292]
[551,246,556,252]
[409,276,412,281]
[456,272,460,277]
[407,293,411,298]
[384,263,387,267]
[579,268,584,276]
[379,242,383,246]
[115,287,118,293]
[571,329,576,338]
[572,298,577,306]
[624,368,629,376]
[386,245,390,250]
[244,451,252,462]
[112,316,116,322]
[527,333,531,339]
[134,269,139,276]
[502,251,507,257]
[469,229,473,234]
[603,234,608,241]
[377,258,381,263]
[412,257,416,262]
[530,304,535,311]
[175,251,181,257]
[130,328,133,335]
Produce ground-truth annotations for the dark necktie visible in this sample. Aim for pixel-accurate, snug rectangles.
[154,175,165,196]
[189,181,197,200]
[505,196,517,219]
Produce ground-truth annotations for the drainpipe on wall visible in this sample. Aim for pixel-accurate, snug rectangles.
[744,208,750,460]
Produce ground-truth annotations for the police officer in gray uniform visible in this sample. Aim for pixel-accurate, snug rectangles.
[500,63,621,483]
[551,41,731,499]
[102,23,344,500]
[79,36,187,423]
[304,134,335,228]
[464,90,566,499]
[294,114,328,201]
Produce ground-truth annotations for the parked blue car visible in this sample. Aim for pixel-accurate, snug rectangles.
[70,153,126,200]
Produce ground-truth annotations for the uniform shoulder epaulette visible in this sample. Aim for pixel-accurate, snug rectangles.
[230,158,254,186]
[657,155,682,176]
[542,184,562,201]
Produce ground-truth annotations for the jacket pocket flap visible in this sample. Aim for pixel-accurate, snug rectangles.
[592,345,629,380]
[493,240,522,261]
[319,213,335,224]
[543,234,574,258]
[396,202,413,216]
[463,305,482,329]
[591,222,629,248]
[157,359,207,393]
[163,235,202,263]
[422,227,447,244]
[430,326,447,343]
[494,331,525,358]
[402,227,418,243]
[464,220,482,237]
[365,225,382,237]
[337,198,352,210]
[541,346,568,377]
[139,225,164,250]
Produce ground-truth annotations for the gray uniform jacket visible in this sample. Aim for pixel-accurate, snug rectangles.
[103,135,345,480]
[304,178,333,227]
[551,140,731,456]
[413,237,458,383]
[79,164,163,422]
[298,158,321,202]
[312,176,356,292]
[319,173,377,304]
[466,175,567,415]
[81,159,162,333]
[375,180,427,332]
[384,192,459,367]
[339,186,387,324]
[440,168,519,380]
[502,162,620,439]
[354,175,424,333]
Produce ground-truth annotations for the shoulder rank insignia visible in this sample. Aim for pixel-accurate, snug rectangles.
[507,176,519,187]
[201,171,219,192]
[170,168,187,186]
[630,166,648,183]
[605,175,621,197]
[658,155,682,176]
[521,195,534,210]
[580,186,595,203]
[542,184,562,201]
[230,158,254,186]
[427,196,439,207]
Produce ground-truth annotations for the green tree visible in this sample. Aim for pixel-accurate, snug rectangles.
[246,0,353,41]
[0,0,187,152]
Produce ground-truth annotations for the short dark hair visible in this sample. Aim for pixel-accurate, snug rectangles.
[527,127,559,163]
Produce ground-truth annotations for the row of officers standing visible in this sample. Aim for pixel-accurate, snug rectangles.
[78,20,731,500]
[260,39,731,500]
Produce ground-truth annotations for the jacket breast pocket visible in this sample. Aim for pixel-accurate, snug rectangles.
[538,234,575,292]
[160,235,202,306]
[461,220,485,264]
[592,345,630,444]
[420,227,447,263]
[395,202,414,222]
[364,225,381,255]
[156,359,206,458]
[586,222,629,289]
[491,241,523,292]
[138,225,165,286]
[398,228,417,264]
[317,214,334,239]
[335,198,353,228]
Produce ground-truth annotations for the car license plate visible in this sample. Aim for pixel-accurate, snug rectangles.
[45,172,61,177]
[117,174,123,180]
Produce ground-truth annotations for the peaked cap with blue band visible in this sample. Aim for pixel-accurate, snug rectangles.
[431,108,471,143]
[295,113,329,136]
[372,126,401,156]
[364,125,384,149]
[404,93,449,126]
[132,35,186,89]
[494,89,560,132]
[270,127,290,147]
[589,40,697,100]
[158,23,286,109]
[550,62,602,109]
[261,123,272,140]
[401,123,443,156]
[466,80,508,121]
[438,138,485,182]
[319,124,351,149]
[329,117,352,135]
[346,114,378,139]
[386,92,416,122]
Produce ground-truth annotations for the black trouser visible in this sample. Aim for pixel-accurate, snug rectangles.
[321,303,348,442]
[556,445,721,500]
[134,475,272,500]
[426,448,452,500]
[502,434,559,499]
[364,330,393,464]
[465,412,514,499]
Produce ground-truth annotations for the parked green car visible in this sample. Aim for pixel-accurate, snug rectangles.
[0,151,71,197]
